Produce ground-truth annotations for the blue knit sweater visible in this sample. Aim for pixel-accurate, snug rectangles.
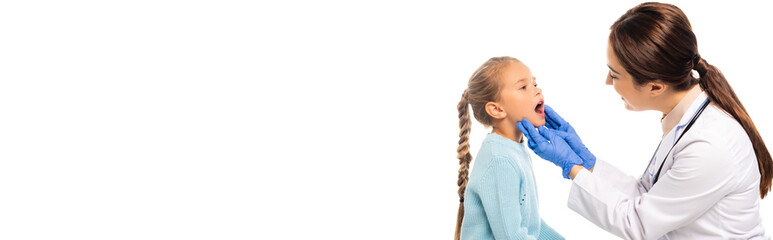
[461,133,563,240]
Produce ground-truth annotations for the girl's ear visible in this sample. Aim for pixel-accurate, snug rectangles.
[485,102,506,119]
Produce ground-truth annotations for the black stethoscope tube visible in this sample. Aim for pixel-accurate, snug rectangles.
[647,99,712,185]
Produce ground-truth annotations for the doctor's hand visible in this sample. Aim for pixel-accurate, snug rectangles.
[543,105,596,169]
[517,118,583,179]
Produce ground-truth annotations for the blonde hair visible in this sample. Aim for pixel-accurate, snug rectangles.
[455,56,520,240]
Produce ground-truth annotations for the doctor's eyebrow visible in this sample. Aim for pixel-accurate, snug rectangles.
[607,65,620,74]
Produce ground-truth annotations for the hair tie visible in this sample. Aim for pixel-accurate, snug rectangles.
[459,198,464,203]
[693,55,710,78]
[691,54,701,69]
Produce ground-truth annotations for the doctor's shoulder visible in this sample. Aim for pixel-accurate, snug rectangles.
[701,103,754,146]
[678,104,757,167]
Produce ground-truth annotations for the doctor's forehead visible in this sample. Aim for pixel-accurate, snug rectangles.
[606,44,623,70]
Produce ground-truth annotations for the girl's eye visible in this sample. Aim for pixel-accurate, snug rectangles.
[519,85,527,90]
[534,83,538,87]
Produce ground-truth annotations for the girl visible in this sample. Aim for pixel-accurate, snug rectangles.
[455,56,570,240]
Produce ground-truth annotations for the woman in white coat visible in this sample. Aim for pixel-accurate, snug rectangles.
[517,2,773,239]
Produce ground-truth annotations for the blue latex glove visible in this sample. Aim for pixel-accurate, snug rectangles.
[517,118,583,179]
[543,105,596,169]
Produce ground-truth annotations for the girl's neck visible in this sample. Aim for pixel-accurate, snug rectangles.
[492,125,524,143]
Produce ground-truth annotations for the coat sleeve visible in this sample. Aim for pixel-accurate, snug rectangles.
[590,159,648,197]
[567,139,737,240]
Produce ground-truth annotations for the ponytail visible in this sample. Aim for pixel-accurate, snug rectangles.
[695,57,773,198]
[455,90,472,240]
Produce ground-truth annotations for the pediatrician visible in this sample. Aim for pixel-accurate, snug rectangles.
[517,2,773,240]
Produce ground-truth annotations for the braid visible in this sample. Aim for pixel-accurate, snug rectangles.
[453,56,517,238]
[455,90,472,240]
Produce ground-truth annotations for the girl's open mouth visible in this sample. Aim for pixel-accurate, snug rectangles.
[535,101,545,116]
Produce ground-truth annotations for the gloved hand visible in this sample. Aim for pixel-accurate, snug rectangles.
[543,105,596,169]
[517,118,583,179]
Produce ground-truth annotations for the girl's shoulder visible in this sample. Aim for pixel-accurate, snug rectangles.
[480,133,529,160]
[476,134,530,173]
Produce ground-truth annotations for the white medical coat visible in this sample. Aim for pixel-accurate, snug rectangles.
[568,92,768,239]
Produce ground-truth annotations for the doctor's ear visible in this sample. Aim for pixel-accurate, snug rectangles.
[485,102,507,119]
[647,80,668,97]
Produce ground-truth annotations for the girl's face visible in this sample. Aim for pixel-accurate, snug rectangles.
[606,43,652,111]
[497,61,545,127]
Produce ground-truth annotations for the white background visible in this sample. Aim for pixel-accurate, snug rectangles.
[1,0,771,239]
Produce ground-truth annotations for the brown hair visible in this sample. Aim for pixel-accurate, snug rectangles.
[610,2,773,198]
[455,56,519,239]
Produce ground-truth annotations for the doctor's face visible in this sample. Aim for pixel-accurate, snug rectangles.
[606,43,652,111]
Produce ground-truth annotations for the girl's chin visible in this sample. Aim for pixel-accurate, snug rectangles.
[526,117,546,127]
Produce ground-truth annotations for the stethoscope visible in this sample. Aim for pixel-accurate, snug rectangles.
[646,98,711,185]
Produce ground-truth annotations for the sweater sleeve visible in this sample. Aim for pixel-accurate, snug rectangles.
[537,219,564,240]
[480,157,538,240]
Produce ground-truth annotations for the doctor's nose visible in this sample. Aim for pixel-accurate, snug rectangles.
[605,75,613,86]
